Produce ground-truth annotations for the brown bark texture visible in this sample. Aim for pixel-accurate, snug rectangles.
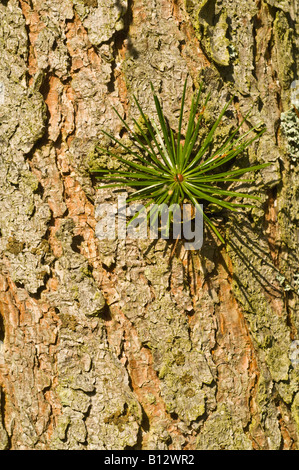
[0,0,299,450]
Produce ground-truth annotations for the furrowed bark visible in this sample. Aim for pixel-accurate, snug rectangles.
[0,0,298,449]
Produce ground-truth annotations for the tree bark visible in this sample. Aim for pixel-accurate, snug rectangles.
[0,0,298,450]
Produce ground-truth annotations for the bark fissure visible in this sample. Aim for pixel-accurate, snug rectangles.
[0,0,298,450]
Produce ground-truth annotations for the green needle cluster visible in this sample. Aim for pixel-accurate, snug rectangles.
[94,81,269,243]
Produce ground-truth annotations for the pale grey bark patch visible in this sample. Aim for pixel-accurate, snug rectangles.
[0,0,298,450]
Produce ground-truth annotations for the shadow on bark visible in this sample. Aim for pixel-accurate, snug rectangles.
[228,215,299,316]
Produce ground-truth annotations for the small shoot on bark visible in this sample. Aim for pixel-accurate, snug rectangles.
[93,80,269,244]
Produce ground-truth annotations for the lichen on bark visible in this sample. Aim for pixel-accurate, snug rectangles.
[0,0,298,450]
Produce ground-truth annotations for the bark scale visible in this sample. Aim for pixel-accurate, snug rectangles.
[0,0,298,450]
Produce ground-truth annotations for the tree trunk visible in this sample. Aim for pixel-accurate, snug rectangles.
[0,0,298,450]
